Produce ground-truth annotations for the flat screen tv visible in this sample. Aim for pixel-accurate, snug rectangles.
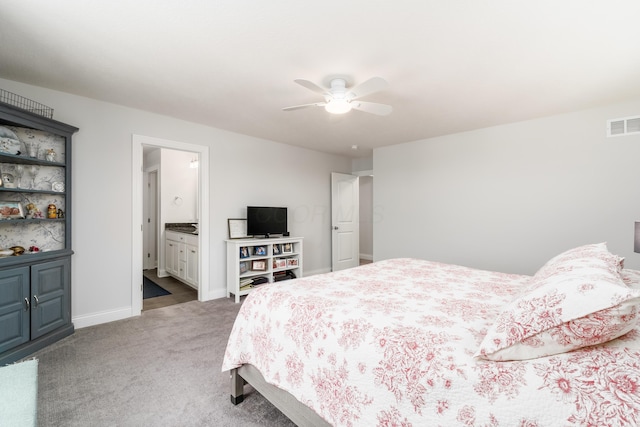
[247,206,288,238]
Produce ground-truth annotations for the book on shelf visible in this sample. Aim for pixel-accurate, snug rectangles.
[240,278,254,286]
[239,276,269,290]
[273,270,296,282]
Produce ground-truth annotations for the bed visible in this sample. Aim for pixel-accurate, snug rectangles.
[222,243,640,426]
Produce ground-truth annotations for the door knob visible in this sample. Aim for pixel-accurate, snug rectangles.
[332,226,339,230]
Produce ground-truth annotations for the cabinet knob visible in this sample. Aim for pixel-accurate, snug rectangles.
[24,297,30,311]
[33,295,39,307]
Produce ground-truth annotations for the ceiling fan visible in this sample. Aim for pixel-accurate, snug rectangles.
[283,77,393,116]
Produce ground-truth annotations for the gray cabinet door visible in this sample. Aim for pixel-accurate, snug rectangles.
[0,266,30,354]
[31,258,70,339]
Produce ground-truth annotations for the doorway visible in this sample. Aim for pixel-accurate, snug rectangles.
[141,147,199,311]
[131,134,210,317]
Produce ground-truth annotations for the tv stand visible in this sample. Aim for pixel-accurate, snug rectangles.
[226,237,303,303]
[254,233,285,239]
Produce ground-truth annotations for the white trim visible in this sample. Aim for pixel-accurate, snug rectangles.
[359,253,373,261]
[143,167,159,270]
[208,288,228,299]
[73,306,132,329]
[131,134,211,318]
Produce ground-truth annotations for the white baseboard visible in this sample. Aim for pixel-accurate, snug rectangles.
[72,306,134,329]
[73,275,334,328]
[359,253,373,261]
[206,287,228,300]
[73,289,229,328]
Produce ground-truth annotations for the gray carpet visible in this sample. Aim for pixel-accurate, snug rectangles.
[28,298,296,427]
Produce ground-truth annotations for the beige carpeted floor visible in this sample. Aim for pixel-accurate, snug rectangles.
[29,297,296,427]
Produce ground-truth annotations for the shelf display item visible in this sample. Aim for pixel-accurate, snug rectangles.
[0,201,24,219]
[0,126,22,154]
[1,172,15,188]
[45,148,56,162]
[0,248,13,257]
[26,140,39,158]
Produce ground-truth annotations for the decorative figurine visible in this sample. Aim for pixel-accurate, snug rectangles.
[47,203,57,219]
[25,202,35,218]
[57,208,64,218]
[46,148,56,162]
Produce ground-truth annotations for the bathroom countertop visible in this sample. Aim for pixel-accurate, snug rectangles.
[165,223,198,235]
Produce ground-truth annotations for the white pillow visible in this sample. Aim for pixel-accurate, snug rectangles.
[476,243,640,361]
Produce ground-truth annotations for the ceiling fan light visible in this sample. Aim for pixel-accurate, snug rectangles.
[325,99,352,114]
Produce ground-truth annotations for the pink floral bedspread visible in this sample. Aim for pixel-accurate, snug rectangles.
[222,258,640,427]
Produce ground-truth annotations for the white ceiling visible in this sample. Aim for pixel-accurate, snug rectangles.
[2,1,640,158]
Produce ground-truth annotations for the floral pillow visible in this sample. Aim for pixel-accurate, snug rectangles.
[476,243,640,361]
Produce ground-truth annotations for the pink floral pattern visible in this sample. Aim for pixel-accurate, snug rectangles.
[477,243,640,361]
[222,258,640,426]
[534,347,640,426]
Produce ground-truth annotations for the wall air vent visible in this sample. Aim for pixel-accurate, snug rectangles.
[607,116,640,137]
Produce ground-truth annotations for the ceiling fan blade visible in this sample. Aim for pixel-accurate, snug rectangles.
[350,101,393,116]
[346,77,388,100]
[282,102,326,111]
[293,79,330,95]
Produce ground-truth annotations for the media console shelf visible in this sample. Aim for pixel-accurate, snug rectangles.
[226,237,303,303]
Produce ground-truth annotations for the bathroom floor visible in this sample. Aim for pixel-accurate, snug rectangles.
[142,269,197,311]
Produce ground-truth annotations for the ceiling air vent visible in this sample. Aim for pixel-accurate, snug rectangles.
[607,116,640,137]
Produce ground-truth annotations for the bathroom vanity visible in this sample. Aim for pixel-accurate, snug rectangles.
[164,223,198,288]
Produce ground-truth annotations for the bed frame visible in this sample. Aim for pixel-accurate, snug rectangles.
[230,364,330,427]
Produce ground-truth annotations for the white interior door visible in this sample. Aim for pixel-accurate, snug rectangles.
[331,172,360,271]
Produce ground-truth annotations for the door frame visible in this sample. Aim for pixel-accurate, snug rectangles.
[354,170,374,262]
[143,168,158,270]
[131,134,211,317]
